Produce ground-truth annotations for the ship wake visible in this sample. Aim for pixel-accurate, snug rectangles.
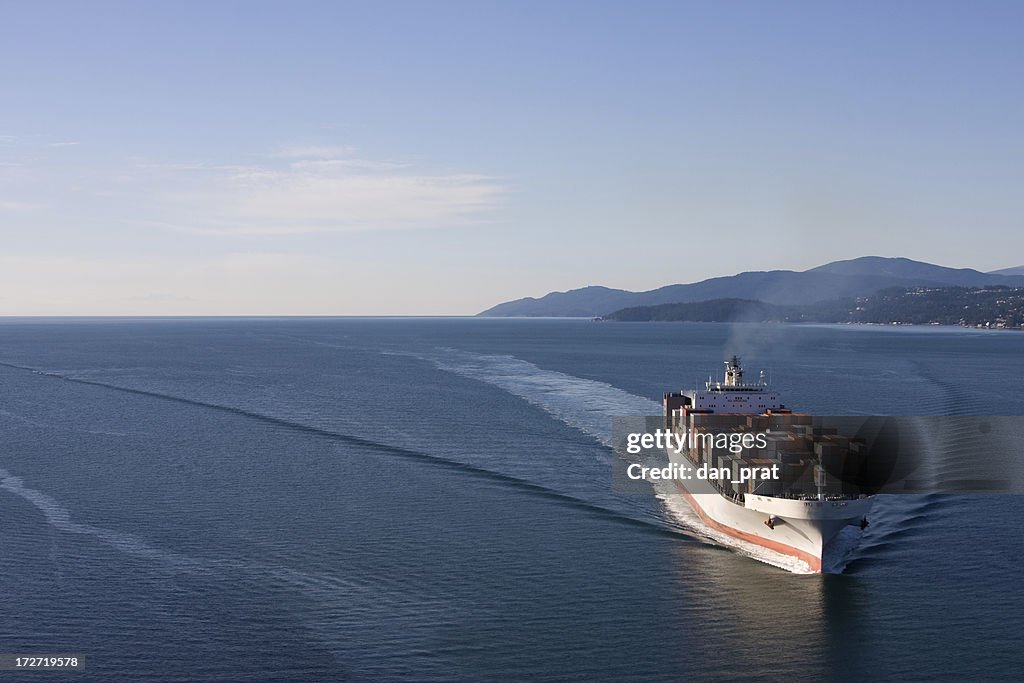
[394,347,662,447]
[404,348,841,573]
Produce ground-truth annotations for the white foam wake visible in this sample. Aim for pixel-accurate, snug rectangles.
[397,348,661,447]
[0,467,421,668]
[0,467,206,572]
[406,348,822,574]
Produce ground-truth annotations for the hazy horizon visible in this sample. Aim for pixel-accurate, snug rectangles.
[3,2,1022,315]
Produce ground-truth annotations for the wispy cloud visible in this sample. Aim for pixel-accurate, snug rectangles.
[273,144,357,159]
[0,142,504,237]
[0,134,81,147]
[148,147,505,236]
[188,170,501,236]
[0,198,41,212]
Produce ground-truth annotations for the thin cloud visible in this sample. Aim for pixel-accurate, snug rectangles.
[287,158,412,171]
[0,143,505,237]
[273,144,357,159]
[155,147,504,236]
[0,198,41,212]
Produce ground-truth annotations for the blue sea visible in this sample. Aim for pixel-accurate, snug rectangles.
[0,318,1021,681]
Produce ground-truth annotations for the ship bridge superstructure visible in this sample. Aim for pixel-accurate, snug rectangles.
[685,356,781,414]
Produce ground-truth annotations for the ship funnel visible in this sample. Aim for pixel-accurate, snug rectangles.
[724,356,743,387]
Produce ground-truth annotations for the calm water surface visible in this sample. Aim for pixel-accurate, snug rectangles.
[0,319,1021,681]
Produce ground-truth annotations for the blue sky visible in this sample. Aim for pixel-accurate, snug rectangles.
[1,1,1022,314]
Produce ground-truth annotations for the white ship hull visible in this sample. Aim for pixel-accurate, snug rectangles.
[666,450,873,573]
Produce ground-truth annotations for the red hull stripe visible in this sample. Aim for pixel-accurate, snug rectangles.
[673,482,823,573]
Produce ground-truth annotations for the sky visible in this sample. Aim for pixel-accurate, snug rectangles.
[1,0,1022,315]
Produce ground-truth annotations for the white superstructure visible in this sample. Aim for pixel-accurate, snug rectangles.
[688,357,781,414]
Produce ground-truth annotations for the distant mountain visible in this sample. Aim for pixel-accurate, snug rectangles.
[477,285,641,318]
[809,256,1005,283]
[478,256,1024,317]
[605,298,797,323]
[604,286,1024,329]
[989,266,1024,276]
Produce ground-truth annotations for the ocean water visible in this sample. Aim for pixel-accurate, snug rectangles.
[0,318,1021,681]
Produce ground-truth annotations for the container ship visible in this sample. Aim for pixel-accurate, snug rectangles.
[663,357,873,573]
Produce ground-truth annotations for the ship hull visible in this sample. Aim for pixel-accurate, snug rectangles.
[667,452,873,573]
